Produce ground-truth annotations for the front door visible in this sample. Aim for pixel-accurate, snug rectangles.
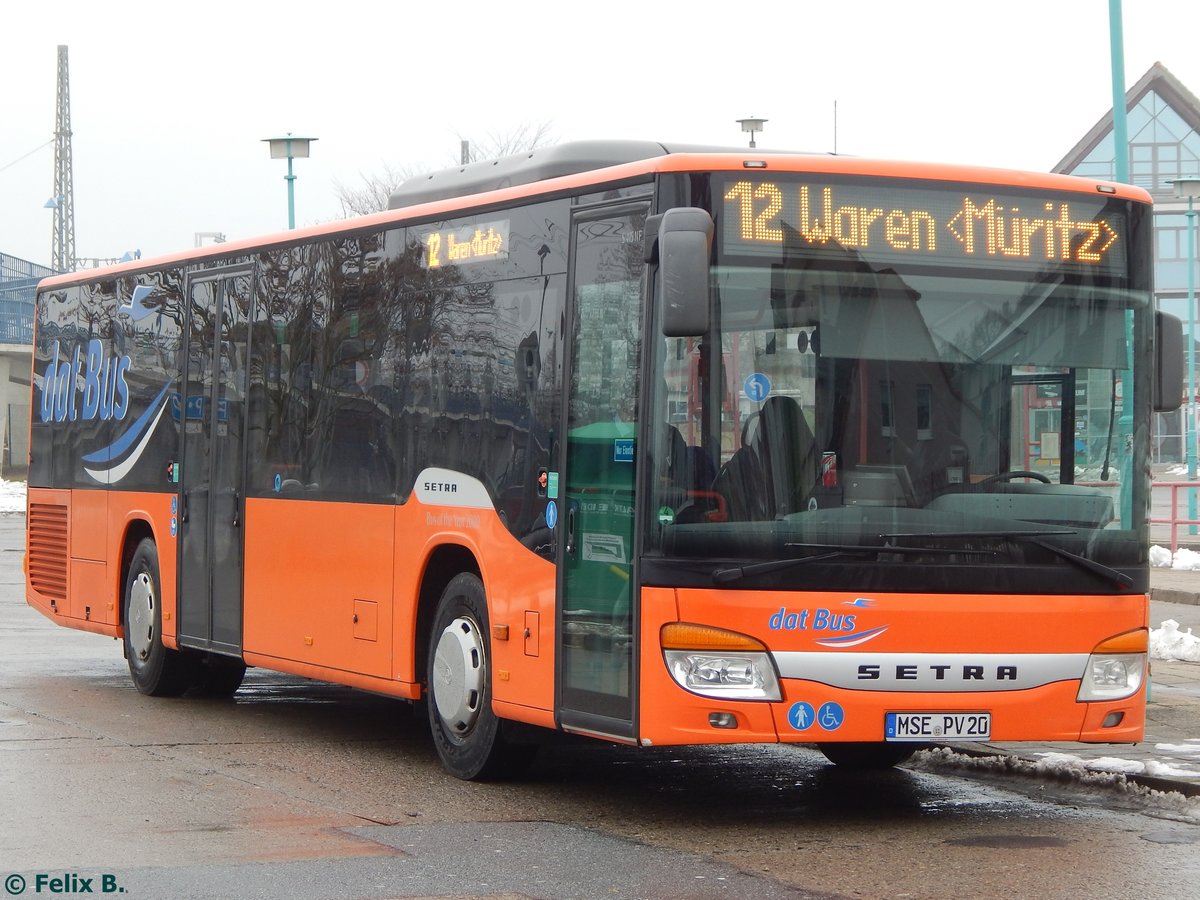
[1010,369,1076,483]
[557,203,649,740]
[178,269,251,655]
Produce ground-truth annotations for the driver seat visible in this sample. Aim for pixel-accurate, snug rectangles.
[751,395,818,517]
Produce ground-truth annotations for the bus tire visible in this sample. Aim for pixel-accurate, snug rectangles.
[427,573,528,780]
[817,742,921,769]
[123,538,194,697]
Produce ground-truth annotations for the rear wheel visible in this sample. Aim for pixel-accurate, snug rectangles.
[123,538,194,697]
[817,742,921,769]
[426,573,532,780]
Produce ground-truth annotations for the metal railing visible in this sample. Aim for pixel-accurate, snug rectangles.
[1149,481,1200,552]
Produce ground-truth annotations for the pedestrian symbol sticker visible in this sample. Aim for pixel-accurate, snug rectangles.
[788,701,815,731]
[545,500,558,529]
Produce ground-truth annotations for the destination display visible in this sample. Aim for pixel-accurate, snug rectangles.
[420,218,509,268]
[720,177,1127,276]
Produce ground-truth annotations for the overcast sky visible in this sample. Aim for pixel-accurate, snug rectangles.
[2,0,1198,268]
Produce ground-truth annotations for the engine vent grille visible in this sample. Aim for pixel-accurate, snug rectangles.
[28,503,68,603]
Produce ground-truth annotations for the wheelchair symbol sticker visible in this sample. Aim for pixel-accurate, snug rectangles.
[817,701,845,731]
[788,701,815,731]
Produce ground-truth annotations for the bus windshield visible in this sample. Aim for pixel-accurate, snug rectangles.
[646,175,1153,594]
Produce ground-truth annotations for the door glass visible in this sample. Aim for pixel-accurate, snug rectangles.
[560,207,647,724]
[179,281,215,644]
[211,275,250,649]
[1010,370,1067,484]
[179,274,250,652]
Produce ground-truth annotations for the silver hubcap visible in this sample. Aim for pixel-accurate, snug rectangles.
[432,615,484,735]
[128,571,155,662]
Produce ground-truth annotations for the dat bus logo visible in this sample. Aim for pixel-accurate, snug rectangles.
[39,339,131,424]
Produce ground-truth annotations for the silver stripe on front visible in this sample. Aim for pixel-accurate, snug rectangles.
[771,652,1089,692]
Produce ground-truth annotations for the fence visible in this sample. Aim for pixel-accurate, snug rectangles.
[1150,481,1200,552]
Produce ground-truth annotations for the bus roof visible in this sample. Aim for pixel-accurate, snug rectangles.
[36,142,1152,292]
[388,140,740,208]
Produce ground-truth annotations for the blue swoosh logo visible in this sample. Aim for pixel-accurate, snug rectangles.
[814,625,890,647]
[81,382,171,464]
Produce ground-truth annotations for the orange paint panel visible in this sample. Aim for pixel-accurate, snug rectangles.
[524,611,540,657]
[27,487,172,643]
[69,490,107,561]
[1079,692,1146,742]
[639,586,782,746]
[105,492,177,645]
[390,498,556,713]
[353,599,378,642]
[769,682,1088,743]
[69,558,109,623]
[674,588,1147,655]
[639,586,1148,748]
[243,499,394,679]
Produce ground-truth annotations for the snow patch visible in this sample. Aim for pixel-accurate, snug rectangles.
[1151,619,1200,663]
[1149,544,1200,570]
[0,479,25,514]
[914,747,1200,820]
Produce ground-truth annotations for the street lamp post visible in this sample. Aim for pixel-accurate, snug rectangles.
[1172,177,1200,531]
[262,134,317,229]
[736,117,767,149]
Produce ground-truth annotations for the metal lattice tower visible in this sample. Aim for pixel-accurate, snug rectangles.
[50,45,76,273]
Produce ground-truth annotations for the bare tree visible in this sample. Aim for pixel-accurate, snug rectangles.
[335,163,417,219]
[456,121,556,164]
[335,121,556,217]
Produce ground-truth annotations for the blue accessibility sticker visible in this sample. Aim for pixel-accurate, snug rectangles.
[545,500,558,529]
[817,701,845,731]
[787,701,816,731]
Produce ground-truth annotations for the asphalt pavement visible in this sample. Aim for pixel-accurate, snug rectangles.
[948,569,1200,797]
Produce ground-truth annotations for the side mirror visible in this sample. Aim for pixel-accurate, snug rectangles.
[1155,310,1184,413]
[656,207,713,337]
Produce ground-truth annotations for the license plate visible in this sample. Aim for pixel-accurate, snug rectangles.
[885,712,991,741]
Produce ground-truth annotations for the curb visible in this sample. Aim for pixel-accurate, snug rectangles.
[1150,587,1200,607]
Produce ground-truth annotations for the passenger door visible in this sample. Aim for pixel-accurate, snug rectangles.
[177,268,252,655]
[556,203,649,740]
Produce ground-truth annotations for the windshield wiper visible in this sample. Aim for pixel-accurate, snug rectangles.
[710,534,1133,589]
[711,543,977,585]
[1012,535,1133,589]
[877,530,1133,589]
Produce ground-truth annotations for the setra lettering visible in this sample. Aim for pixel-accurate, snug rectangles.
[857,663,1020,682]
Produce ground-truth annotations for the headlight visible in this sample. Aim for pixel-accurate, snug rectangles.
[1077,653,1146,701]
[1077,629,1147,702]
[661,623,781,701]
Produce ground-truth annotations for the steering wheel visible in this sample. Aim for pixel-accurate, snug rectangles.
[977,470,1052,486]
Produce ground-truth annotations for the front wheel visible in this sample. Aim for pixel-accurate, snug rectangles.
[817,742,921,769]
[123,538,194,697]
[426,573,532,780]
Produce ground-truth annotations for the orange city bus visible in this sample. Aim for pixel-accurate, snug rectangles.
[25,141,1183,779]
